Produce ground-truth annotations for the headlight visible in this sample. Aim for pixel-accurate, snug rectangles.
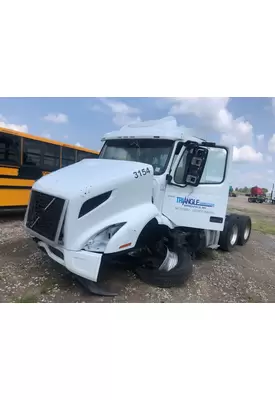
[83,223,125,253]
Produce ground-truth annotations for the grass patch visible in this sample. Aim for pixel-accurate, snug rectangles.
[252,220,275,235]
[228,207,263,217]
[228,207,249,213]
[228,207,275,235]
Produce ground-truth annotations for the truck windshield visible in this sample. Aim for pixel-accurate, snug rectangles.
[99,139,174,175]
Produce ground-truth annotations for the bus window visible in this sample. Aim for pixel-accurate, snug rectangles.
[23,138,43,167]
[62,147,75,167]
[44,143,60,170]
[0,132,20,165]
[77,150,97,161]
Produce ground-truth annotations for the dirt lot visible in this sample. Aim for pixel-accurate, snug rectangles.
[1,195,275,303]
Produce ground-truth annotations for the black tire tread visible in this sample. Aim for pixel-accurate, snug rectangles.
[237,215,252,246]
[219,215,239,252]
[136,249,193,288]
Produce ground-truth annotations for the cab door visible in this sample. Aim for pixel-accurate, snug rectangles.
[162,144,232,231]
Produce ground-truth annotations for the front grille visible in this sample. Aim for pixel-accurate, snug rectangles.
[26,190,65,241]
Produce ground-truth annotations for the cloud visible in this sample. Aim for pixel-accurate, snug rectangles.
[256,134,264,142]
[113,113,141,126]
[75,142,84,147]
[233,145,263,163]
[99,98,141,127]
[167,97,253,146]
[43,113,68,123]
[266,155,272,163]
[0,114,28,133]
[169,97,229,118]
[268,134,275,153]
[233,171,267,188]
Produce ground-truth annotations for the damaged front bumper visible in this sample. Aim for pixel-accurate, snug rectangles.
[34,239,103,282]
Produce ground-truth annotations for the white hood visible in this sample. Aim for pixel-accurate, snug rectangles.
[33,159,150,200]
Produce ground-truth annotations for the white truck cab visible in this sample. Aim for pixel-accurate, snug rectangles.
[24,117,251,294]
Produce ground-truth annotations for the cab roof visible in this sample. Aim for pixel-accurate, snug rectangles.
[101,116,200,142]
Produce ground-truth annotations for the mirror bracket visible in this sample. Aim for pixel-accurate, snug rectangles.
[182,146,209,187]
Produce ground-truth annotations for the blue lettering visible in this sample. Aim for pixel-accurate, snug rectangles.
[176,197,212,207]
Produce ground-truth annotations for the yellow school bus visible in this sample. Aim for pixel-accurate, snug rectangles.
[0,126,99,211]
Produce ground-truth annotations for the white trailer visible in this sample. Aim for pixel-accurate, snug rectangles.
[24,117,252,295]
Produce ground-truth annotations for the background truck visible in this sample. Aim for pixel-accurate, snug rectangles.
[23,117,252,295]
[248,186,266,203]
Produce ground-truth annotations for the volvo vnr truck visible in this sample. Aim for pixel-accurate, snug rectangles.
[24,117,252,295]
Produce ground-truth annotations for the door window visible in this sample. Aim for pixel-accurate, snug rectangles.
[174,146,227,185]
[200,147,227,184]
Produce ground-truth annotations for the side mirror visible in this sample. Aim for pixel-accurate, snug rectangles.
[182,146,208,186]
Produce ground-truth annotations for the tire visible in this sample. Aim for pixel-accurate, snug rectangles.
[237,216,252,246]
[218,215,239,252]
[248,198,252,203]
[136,248,193,288]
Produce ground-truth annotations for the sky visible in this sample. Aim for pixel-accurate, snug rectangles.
[0,97,275,191]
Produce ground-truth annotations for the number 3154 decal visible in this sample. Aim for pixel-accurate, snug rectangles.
[133,167,151,179]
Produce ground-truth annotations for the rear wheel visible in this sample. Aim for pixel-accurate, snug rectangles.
[219,215,239,252]
[237,216,252,246]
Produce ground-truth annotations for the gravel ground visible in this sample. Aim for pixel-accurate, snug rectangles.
[1,196,275,303]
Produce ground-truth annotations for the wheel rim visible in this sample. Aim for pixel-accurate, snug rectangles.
[230,224,238,246]
[244,224,251,240]
[158,246,178,272]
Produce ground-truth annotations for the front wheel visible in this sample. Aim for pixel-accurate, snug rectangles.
[135,247,193,288]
